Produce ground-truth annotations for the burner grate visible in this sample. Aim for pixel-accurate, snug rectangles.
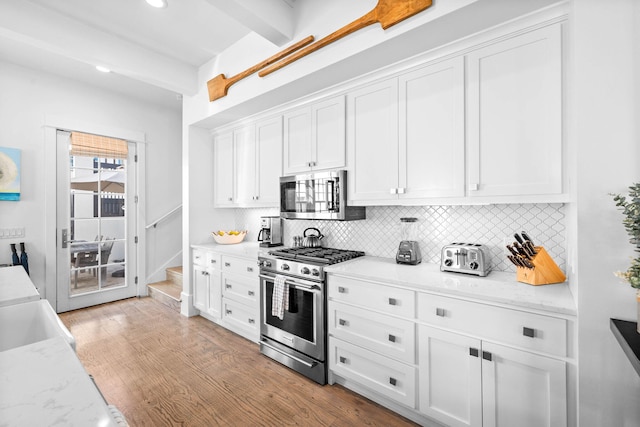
[269,247,365,264]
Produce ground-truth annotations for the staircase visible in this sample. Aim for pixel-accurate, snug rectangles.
[147,266,182,312]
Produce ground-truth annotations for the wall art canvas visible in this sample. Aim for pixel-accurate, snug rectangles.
[0,147,21,201]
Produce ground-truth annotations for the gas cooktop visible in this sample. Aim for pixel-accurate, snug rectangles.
[268,247,365,265]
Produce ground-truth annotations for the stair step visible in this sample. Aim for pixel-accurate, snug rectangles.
[166,266,183,287]
[147,280,181,312]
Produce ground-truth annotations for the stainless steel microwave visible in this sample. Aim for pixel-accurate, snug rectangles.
[280,170,366,221]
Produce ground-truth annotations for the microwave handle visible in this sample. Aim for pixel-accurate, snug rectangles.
[327,179,336,212]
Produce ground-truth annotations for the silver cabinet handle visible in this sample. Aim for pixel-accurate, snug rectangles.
[338,286,347,293]
[482,351,492,361]
[225,284,232,289]
[194,256,201,260]
[227,197,233,201]
[470,348,479,357]
[523,327,535,338]
[436,307,445,317]
[248,318,255,324]
[248,290,255,296]
[390,188,398,194]
[388,298,397,306]
[247,267,253,272]
[397,187,406,194]
[225,262,231,267]
[339,356,347,364]
[226,309,232,315]
[388,334,396,343]
[210,259,216,264]
[338,319,347,326]
[389,377,397,386]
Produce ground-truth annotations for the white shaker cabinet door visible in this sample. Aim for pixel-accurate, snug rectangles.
[311,95,346,171]
[283,107,312,175]
[399,56,465,199]
[233,124,256,205]
[192,264,209,312]
[481,341,567,427]
[255,116,282,206]
[467,25,562,197]
[213,131,235,207]
[347,78,400,202]
[418,325,482,427]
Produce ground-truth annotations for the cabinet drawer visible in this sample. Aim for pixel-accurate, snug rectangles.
[329,276,415,318]
[418,293,567,357]
[329,301,415,364]
[222,256,258,277]
[192,249,207,267]
[329,337,416,408]
[206,252,221,270]
[222,274,258,306]
[222,298,259,341]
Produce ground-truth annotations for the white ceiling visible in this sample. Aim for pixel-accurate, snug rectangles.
[0,0,296,110]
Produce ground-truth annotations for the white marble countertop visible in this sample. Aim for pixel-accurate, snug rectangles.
[325,256,576,316]
[0,336,118,426]
[191,241,267,259]
[0,266,39,307]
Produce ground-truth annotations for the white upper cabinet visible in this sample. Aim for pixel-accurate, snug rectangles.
[347,78,400,202]
[233,124,257,206]
[399,57,465,199]
[254,116,283,206]
[214,117,282,208]
[283,95,346,174]
[466,25,563,197]
[213,131,234,207]
[348,57,465,203]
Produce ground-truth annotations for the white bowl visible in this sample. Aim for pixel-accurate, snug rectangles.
[211,231,247,245]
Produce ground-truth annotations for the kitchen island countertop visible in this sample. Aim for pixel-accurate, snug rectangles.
[0,265,39,307]
[0,336,117,426]
[325,256,576,316]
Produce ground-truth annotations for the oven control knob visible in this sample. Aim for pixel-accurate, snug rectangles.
[311,269,320,277]
[469,261,479,270]
[301,267,310,275]
[281,264,290,271]
[444,259,453,267]
[265,261,272,268]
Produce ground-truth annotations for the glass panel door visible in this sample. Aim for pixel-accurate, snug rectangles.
[56,130,137,312]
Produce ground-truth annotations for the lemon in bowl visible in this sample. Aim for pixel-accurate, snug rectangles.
[211,230,247,244]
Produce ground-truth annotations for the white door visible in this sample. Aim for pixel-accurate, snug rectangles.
[213,131,235,206]
[418,325,483,427]
[311,95,346,171]
[56,130,138,312]
[283,107,312,174]
[481,341,567,427]
[347,78,400,202]
[466,25,562,197]
[255,116,283,206]
[399,57,465,199]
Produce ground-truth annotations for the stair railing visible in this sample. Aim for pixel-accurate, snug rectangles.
[146,204,182,229]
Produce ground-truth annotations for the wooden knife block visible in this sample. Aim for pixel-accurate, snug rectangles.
[516,246,566,286]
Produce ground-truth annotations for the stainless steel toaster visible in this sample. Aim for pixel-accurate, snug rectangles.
[440,243,491,276]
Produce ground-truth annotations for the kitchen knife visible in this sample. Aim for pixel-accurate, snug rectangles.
[524,241,537,256]
[514,233,525,245]
[521,258,535,269]
[506,245,519,257]
[521,231,535,246]
[508,255,524,267]
[513,242,531,260]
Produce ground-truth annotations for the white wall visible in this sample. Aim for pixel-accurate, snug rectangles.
[0,60,182,297]
[572,0,640,425]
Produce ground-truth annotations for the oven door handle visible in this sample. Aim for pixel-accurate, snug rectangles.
[259,274,321,291]
[261,340,317,368]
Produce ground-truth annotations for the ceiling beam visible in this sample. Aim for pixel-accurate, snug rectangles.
[205,0,294,46]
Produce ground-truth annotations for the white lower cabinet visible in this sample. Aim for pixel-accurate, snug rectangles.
[192,250,221,319]
[327,274,570,427]
[329,337,416,408]
[220,255,259,343]
[191,248,258,343]
[418,325,567,427]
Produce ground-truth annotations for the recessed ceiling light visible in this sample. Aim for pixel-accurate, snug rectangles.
[146,0,168,8]
[96,65,111,73]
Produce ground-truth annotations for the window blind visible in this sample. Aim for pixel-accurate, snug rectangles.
[70,132,128,159]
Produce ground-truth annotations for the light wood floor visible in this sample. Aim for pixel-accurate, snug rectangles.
[59,297,419,426]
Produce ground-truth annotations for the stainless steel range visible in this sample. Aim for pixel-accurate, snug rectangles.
[258,247,365,384]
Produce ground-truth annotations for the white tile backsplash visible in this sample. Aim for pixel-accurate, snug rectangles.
[232,203,566,273]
